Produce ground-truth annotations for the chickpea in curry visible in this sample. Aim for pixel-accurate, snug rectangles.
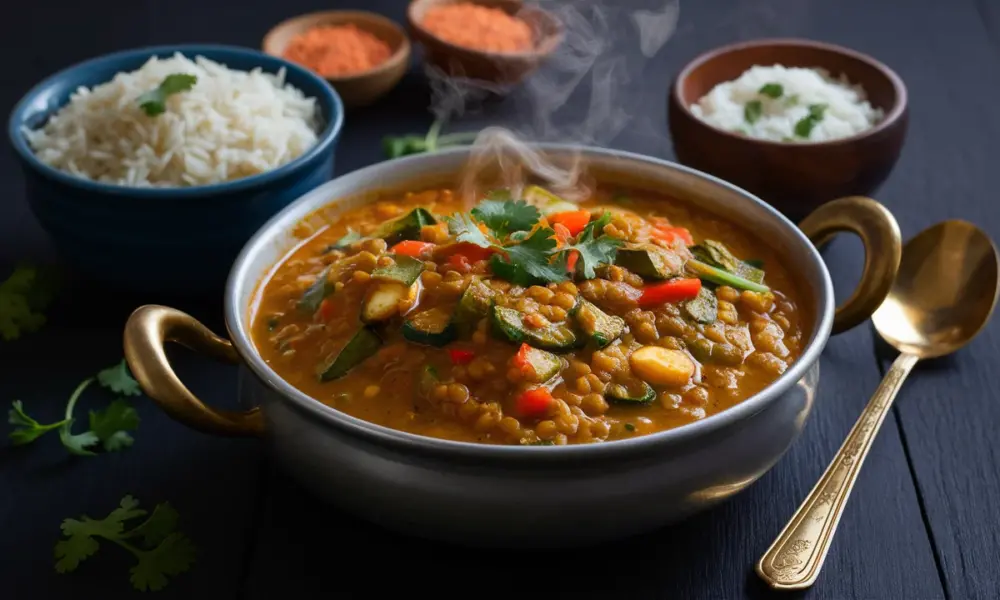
[252,184,808,445]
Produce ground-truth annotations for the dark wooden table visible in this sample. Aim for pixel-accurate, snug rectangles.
[2,0,998,598]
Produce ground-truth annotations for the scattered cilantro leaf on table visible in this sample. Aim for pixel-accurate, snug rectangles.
[98,359,142,396]
[382,118,479,159]
[563,211,622,279]
[58,378,101,456]
[55,495,196,592]
[0,264,59,341]
[7,400,68,445]
[89,399,140,452]
[137,74,197,117]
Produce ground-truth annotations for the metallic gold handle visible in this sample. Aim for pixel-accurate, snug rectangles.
[798,196,902,334]
[123,304,264,437]
[756,351,919,589]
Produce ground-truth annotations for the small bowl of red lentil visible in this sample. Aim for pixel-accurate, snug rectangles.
[263,10,411,109]
[407,0,564,86]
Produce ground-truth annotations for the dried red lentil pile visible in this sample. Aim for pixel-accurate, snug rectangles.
[421,2,534,53]
[283,24,392,78]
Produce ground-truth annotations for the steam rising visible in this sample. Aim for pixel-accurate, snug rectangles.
[424,0,681,207]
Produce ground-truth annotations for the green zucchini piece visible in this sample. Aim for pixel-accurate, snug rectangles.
[683,286,718,324]
[691,240,765,284]
[523,185,578,214]
[519,345,562,383]
[403,306,458,347]
[615,245,685,280]
[491,305,578,351]
[296,266,333,314]
[570,299,625,348]
[374,208,437,245]
[417,365,440,399]
[606,380,656,405]
[325,229,365,252]
[371,254,424,286]
[454,279,495,336]
[362,281,415,323]
[687,259,770,293]
[318,328,382,381]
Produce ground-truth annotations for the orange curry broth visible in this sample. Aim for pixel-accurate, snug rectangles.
[250,185,810,445]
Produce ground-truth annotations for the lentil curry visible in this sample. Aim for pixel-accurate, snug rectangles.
[252,184,808,446]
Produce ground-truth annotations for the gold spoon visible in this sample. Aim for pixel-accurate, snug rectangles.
[756,219,1000,590]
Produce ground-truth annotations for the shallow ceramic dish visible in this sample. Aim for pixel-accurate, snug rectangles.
[123,146,900,548]
[8,44,344,294]
[407,0,563,85]
[262,10,411,109]
[668,38,908,222]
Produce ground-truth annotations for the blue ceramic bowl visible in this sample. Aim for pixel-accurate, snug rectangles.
[8,44,344,294]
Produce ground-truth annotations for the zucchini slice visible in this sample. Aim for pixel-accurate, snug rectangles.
[570,299,625,348]
[491,305,578,351]
[374,208,437,245]
[318,328,382,381]
[615,245,685,280]
[683,286,718,324]
[691,240,765,284]
[606,380,656,405]
[296,266,333,314]
[454,279,495,333]
[325,229,364,252]
[371,254,424,286]
[362,281,416,323]
[519,345,562,383]
[403,306,457,347]
[523,185,579,214]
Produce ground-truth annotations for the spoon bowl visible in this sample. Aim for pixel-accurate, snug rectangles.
[758,219,999,590]
[873,220,1000,358]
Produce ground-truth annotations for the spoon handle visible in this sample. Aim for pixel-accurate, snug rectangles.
[756,351,919,590]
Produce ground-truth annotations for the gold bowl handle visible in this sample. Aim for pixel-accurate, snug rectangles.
[798,196,902,334]
[123,304,264,437]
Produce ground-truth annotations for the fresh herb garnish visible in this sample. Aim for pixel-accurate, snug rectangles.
[8,359,141,455]
[490,227,567,286]
[758,83,783,98]
[563,211,622,279]
[55,495,196,592]
[137,74,197,117]
[446,212,494,249]
[744,100,763,124]
[0,264,59,341]
[382,118,479,159]
[296,266,333,314]
[471,199,540,238]
[785,93,800,107]
[794,103,828,138]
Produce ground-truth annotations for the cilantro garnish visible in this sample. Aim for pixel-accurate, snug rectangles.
[8,359,141,455]
[491,227,568,286]
[471,199,540,238]
[55,495,196,592]
[758,83,783,98]
[0,264,59,341]
[794,103,828,138]
[563,211,622,278]
[137,74,197,117]
[446,212,494,248]
[744,100,763,124]
[382,118,479,159]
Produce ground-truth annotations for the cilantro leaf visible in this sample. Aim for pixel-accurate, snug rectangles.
[0,264,59,341]
[563,211,622,279]
[137,73,197,117]
[471,199,540,238]
[794,103,828,138]
[446,212,494,248]
[130,533,197,592]
[58,378,100,456]
[490,227,568,286]
[54,495,196,591]
[758,83,783,98]
[7,400,68,445]
[89,399,140,452]
[97,359,141,397]
[382,135,429,159]
[744,100,763,124]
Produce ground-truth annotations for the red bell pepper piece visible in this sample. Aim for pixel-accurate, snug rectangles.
[565,250,579,274]
[318,298,335,321]
[638,278,702,307]
[516,387,554,418]
[390,240,436,257]
[449,349,476,365]
[548,210,591,236]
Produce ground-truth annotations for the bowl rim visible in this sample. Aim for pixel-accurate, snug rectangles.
[261,9,413,84]
[406,0,565,61]
[7,43,345,199]
[224,144,835,464]
[671,37,908,148]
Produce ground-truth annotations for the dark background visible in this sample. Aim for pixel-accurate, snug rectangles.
[2,0,999,598]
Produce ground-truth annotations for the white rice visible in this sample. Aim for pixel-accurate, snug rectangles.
[689,64,883,143]
[23,52,321,187]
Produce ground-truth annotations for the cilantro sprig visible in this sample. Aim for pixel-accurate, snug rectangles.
[563,212,622,278]
[55,495,196,592]
[137,73,197,117]
[383,118,479,159]
[0,263,59,341]
[8,359,141,455]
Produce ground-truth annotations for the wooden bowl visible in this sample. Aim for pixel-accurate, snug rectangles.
[668,39,908,222]
[263,10,411,109]
[407,0,563,86]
